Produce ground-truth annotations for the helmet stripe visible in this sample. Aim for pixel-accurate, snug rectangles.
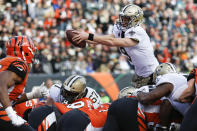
[66,75,76,86]
[67,75,82,88]
[20,36,23,53]
[27,37,32,47]
[20,36,27,61]
[14,36,18,56]
[122,4,132,13]
[28,47,34,55]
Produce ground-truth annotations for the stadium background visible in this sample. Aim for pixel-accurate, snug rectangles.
[26,73,132,101]
[0,0,197,100]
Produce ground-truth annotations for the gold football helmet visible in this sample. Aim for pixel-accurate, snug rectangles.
[118,4,144,30]
[153,63,177,82]
[61,75,86,103]
[118,86,137,99]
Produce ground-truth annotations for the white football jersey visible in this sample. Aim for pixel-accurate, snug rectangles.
[49,83,64,103]
[156,73,191,115]
[113,24,159,77]
[49,83,101,109]
[195,83,197,95]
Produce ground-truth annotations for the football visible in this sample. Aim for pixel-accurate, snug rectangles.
[66,30,86,48]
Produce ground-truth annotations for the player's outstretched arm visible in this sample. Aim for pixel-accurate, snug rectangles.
[14,82,49,105]
[72,31,138,47]
[85,35,115,45]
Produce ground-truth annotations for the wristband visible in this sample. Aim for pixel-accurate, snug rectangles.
[88,33,94,41]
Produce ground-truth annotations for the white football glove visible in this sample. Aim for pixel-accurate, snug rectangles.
[26,82,50,100]
[5,106,26,126]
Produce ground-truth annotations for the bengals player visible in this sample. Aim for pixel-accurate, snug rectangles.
[0,36,37,131]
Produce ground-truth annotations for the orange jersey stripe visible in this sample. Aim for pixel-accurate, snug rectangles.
[0,110,10,121]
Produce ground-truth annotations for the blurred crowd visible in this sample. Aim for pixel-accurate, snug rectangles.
[0,0,197,75]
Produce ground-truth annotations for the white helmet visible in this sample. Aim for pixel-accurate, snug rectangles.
[118,86,137,99]
[61,75,87,104]
[117,4,144,30]
[153,63,177,82]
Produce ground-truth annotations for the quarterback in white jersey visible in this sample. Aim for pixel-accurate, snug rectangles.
[72,4,159,88]
[49,75,101,109]
[113,22,158,78]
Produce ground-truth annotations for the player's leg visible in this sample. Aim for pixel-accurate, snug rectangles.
[180,98,197,131]
[103,97,140,131]
[56,109,90,131]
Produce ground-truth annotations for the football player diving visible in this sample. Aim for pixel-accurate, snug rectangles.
[72,4,159,88]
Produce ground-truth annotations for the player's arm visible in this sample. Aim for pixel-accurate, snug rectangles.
[85,34,115,45]
[0,70,26,126]
[0,71,22,108]
[137,83,173,105]
[179,79,195,103]
[14,82,50,105]
[72,31,138,47]
[13,94,28,105]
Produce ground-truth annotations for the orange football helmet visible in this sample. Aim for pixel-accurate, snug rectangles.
[6,36,36,64]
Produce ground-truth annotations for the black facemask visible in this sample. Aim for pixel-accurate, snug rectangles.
[60,86,79,104]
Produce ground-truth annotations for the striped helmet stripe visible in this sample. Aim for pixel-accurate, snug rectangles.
[122,4,132,13]
[65,75,82,91]
[14,36,18,56]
